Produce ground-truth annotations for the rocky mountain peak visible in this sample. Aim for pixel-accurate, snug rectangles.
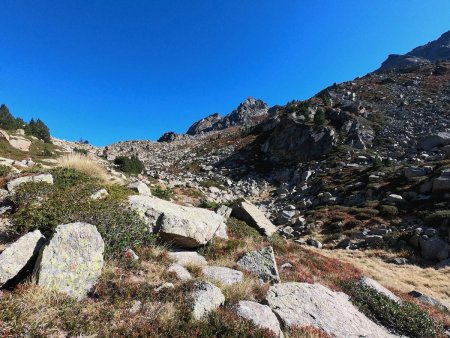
[379,30,450,71]
[186,98,269,135]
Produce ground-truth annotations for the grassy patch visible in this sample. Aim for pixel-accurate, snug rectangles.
[340,280,444,338]
[152,185,174,200]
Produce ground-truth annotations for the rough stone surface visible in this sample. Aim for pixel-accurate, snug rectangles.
[90,188,108,200]
[7,173,54,192]
[232,201,277,236]
[432,169,450,193]
[236,246,280,283]
[234,300,283,337]
[419,236,450,261]
[127,181,152,196]
[191,281,225,320]
[0,230,46,287]
[359,276,401,303]
[408,290,449,312]
[34,222,105,300]
[129,195,226,248]
[168,263,192,280]
[266,282,397,338]
[202,266,243,285]
[168,251,207,267]
[9,137,32,151]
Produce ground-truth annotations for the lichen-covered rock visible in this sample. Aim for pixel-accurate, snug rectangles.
[266,282,398,338]
[234,300,283,337]
[127,181,152,196]
[129,195,226,248]
[236,246,280,283]
[7,173,54,192]
[168,263,192,280]
[90,188,108,200]
[0,230,46,287]
[202,266,243,285]
[168,251,207,267]
[34,222,104,300]
[232,201,277,236]
[191,281,225,320]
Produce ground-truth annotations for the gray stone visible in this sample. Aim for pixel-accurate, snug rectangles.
[154,282,174,293]
[408,290,449,312]
[168,263,192,280]
[418,132,450,151]
[419,237,450,261]
[236,246,280,283]
[432,169,450,193]
[234,300,283,337]
[90,188,108,200]
[266,282,397,338]
[232,200,277,236]
[129,195,226,248]
[386,194,403,203]
[127,181,152,196]
[7,173,54,192]
[359,276,401,303]
[34,222,104,300]
[0,230,46,287]
[202,266,243,285]
[191,281,225,320]
[215,205,232,220]
[168,251,207,267]
[404,166,428,178]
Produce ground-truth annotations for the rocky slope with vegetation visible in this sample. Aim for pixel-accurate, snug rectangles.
[0,31,449,337]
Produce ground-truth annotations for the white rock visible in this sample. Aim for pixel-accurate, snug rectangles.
[202,266,243,285]
[232,200,277,236]
[127,181,152,196]
[168,251,207,267]
[191,281,225,320]
[168,263,192,280]
[234,300,283,337]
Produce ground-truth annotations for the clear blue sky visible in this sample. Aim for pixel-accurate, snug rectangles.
[1,1,449,145]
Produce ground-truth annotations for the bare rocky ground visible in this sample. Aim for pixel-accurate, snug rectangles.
[0,33,449,337]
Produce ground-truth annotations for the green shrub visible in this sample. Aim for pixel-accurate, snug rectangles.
[424,210,450,227]
[227,217,262,239]
[10,169,153,258]
[0,164,11,177]
[73,147,88,155]
[114,156,144,174]
[314,109,327,126]
[379,205,399,217]
[341,280,442,337]
[152,185,173,200]
[198,199,220,210]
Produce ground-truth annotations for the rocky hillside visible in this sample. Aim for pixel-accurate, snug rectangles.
[380,30,450,71]
[0,32,449,337]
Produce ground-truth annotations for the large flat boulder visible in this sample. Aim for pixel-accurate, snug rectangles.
[168,251,207,267]
[266,282,397,338]
[33,222,104,300]
[232,201,277,236]
[129,195,226,248]
[0,230,46,287]
[234,300,283,337]
[359,277,401,303]
[236,246,280,283]
[7,173,54,192]
[191,281,225,320]
[419,132,450,151]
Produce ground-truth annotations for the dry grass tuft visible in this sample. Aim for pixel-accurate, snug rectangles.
[318,248,450,305]
[58,152,109,181]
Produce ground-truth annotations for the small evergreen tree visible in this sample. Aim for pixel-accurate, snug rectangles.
[314,109,326,126]
[0,104,24,130]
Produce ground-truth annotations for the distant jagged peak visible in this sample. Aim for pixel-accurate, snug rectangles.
[379,30,450,71]
[186,97,269,135]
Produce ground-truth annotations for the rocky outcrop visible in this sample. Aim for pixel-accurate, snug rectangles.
[34,222,105,300]
[234,300,283,337]
[7,173,54,192]
[202,266,243,285]
[127,181,152,196]
[379,30,450,71]
[232,200,277,236]
[0,230,46,287]
[236,246,280,283]
[266,282,397,338]
[418,132,450,151]
[358,277,401,303]
[190,281,225,320]
[262,114,337,163]
[186,98,269,135]
[129,195,227,248]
